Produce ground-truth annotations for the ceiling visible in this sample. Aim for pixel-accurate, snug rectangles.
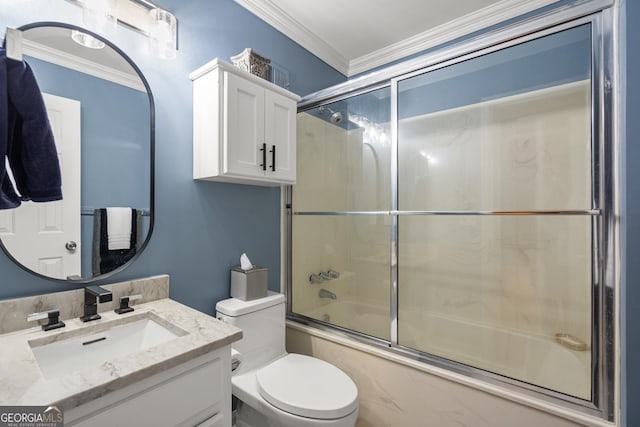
[234,0,558,76]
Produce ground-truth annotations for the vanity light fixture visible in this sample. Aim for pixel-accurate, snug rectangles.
[148,7,177,60]
[71,0,117,49]
[68,0,178,59]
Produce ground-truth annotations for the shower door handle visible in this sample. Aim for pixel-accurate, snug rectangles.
[269,145,276,171]
[259,143,267,171]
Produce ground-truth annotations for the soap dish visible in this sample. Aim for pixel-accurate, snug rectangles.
[555,333,588,351]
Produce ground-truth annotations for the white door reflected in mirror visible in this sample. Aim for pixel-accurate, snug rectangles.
[0,93,81,279]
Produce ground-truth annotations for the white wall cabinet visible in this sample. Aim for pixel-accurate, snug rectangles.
[65,348,232,427]
[190,59,300,186]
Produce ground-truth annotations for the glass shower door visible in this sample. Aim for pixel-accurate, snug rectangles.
[292,87,392,340]
[396,24,593,399]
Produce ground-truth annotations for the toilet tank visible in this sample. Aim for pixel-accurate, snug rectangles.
[215,291,286,372]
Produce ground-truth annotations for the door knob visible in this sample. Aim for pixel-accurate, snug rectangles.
[65,241,77,252]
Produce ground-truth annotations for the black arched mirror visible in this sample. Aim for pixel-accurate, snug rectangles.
[0,22,154,283]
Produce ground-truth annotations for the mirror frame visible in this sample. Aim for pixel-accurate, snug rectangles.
[1,21,155,284]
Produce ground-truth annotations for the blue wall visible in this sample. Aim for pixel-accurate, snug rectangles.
[316,20,591,132]
[398,24,591,119]
[0,0,345,315]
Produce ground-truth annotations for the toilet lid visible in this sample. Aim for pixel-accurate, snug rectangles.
[256,354,358,420]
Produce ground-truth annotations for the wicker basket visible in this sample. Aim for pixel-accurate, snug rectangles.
[230,48,271,80]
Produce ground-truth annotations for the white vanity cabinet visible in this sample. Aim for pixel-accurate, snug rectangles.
[190,59,300,186]
[65,347,232,427]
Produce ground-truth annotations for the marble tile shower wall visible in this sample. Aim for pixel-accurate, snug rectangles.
[293,80,591,347]
[293,114,392,317]
[293,114,352,315]
[398,81,591,346]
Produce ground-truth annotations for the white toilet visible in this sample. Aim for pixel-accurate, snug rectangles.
[215,292,359,427]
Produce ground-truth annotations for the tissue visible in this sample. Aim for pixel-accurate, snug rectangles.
[240,253,254,271]
[231,253,267,301]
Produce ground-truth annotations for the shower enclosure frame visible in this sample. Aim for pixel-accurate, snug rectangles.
[285,0,616,421]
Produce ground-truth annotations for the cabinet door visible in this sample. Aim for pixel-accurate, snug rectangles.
[224,72,266,178]
[67,352,227,427]
[196,412,225,427]
[265,90,296,183]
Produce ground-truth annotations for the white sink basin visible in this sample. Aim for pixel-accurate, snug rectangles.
[29,313,186,379]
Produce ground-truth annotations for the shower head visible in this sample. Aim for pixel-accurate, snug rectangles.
[318,106,343,124]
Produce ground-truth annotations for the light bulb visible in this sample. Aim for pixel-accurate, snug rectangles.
[149,8,177,60]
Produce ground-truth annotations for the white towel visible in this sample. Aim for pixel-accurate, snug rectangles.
[106,207,132,250]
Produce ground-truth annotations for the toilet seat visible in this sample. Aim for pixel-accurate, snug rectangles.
[255,354,358,420]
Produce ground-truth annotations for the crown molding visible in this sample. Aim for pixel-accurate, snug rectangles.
[348,0,559,76]
[233,0,350,75]
[22,39,146,92]
[235,0,559,78]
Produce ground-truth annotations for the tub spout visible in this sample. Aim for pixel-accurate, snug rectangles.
[319,289,337,300]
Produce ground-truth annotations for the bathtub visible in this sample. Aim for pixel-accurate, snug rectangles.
[305,301,591,400]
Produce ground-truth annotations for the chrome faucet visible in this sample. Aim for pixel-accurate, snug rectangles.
[81,285,113,322]
[309,273,324,284]
[319,288,337,300]
[309,269,341,284]
[326,270,340,279]
[319,272,332,281]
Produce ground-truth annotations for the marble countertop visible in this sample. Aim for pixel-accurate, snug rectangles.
[0,298,242,409]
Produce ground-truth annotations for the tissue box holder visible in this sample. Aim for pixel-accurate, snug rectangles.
[231,266,268,301]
